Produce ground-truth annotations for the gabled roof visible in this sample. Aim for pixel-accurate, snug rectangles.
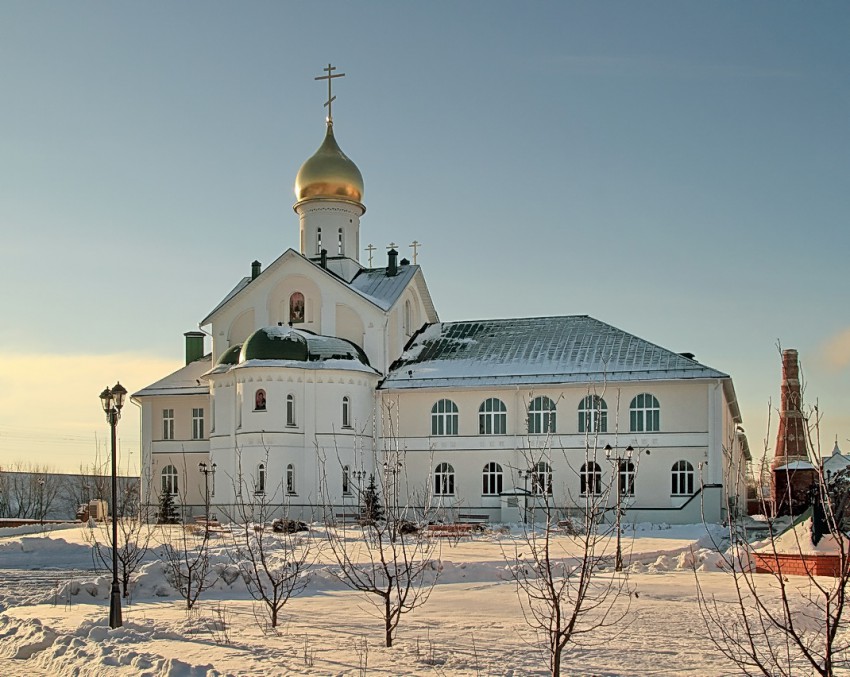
[381,316,729,390]
[201,248,434,326]
[132,355,212,398]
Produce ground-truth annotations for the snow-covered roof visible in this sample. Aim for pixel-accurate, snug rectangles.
[132,356,212,398]
[381,316,729,390]
[348,264,420,311]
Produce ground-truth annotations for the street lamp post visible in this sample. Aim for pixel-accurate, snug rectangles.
[605,444,635,572]
[517,467,536,524]
[99,381,127,629]
[198,462,217,526]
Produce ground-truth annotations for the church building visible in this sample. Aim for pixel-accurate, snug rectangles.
[133,67,750,526]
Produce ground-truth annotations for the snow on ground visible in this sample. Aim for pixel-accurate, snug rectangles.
[0,522,839,676]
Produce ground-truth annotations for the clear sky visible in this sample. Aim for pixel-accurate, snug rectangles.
[1,2,848,473]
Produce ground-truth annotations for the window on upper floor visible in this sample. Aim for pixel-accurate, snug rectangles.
[671,460,694,495]
[434,462,455,495]
[162,409,174,440]
[316,228,322,255]
[403,300,412,337]
[161,465,178,495]
[338,227,343,255]
[580,461,602,496]
[286,395,296,427]
[479,398,507,435]
[482,462,503,495]
[192,408,205,440]
[342,465,351,495]
[431,399,459,436]
[578,395,607,434]
[342,396,352,428]
[630,393,660,432]
[528,396,556,434]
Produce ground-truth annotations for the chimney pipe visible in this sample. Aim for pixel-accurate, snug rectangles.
[320,249,328,269]
[251,260,262,280]
[386,248,398,277]
[184,331,205,365]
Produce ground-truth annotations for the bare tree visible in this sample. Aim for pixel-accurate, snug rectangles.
[59,462,110,519]
[85,476,152,597]
[321,402,441,648]
[505,389,633,677]
[695,402,850,677]
[158,455,216,610]
[222,448,313,629]
[0,463,61,521]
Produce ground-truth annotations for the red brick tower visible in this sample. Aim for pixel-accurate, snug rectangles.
[771,349,815,515]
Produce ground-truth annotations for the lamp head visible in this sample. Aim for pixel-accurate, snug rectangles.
[99,387,113,412]
[111,382,127,410]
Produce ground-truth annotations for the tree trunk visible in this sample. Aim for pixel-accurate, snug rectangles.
[551,641,562,677]
[385,597,393,647]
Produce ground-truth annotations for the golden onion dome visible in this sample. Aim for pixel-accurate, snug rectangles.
[294,123,364,206]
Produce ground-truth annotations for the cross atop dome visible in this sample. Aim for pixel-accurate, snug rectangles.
[315,63,345,124]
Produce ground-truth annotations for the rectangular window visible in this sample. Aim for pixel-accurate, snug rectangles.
[162,409,174,440]
[192,408,205,440]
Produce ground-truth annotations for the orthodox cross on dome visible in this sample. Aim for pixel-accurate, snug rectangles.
[365,243,376,267]
[387,242,398,251]
[315,63,345,123]
[409,240,421,264]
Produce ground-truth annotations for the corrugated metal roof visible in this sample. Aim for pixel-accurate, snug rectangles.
[348,264,420,311]
[381,316,728,390]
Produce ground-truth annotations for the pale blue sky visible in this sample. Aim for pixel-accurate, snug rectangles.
[1,2,848,471]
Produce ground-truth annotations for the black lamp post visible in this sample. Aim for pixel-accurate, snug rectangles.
[99,381,127,629]
[198,461,217,524]
[605,444,635,572]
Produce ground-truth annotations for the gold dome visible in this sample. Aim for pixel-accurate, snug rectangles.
[294,123,364,205]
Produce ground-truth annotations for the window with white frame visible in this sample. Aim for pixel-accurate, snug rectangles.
[286,464,295,494]
[192,408,205,440]
[531,461,552,495]
[256,463,266,495]
[630,393,660,432]
[316,227,322,255]
[403,300,412,336]
[431,399,459,436]
[482,462,503,495]
[162,409,174,440]
[286,395,296,427]
[580,461,602,495]
[342,465,351,495]
[528,396,556,434]
[161,465,178,495]
[671,460,694,495]
[578,395,607,434]
[619,460,636,496]
[342,396,351,428]
[434,462,455,495]
[338,227,343,255]
[479,398,507,435]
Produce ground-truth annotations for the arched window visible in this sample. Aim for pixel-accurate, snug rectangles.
[342,465,351,495]
[434,462,455,495]
[528,396,556,434]
[338,227,344,255]
[630,393,660,432]
[580,462,602,496]
[286,464,295,495]
[403,300,412,336]
[619,460,636,497]
[531,461,552,495]
[578,395,607,434]
[289,292,305,324]
[161,465,178,495]
[286,394,296,427]
[342,396,351,428]
[256,463,266,495]
[255,389,267,411]
[316,227,322,255]
[482,462,503,495]
[671,460,694,495]
[479,398,507,435]
[431,399,459,436]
